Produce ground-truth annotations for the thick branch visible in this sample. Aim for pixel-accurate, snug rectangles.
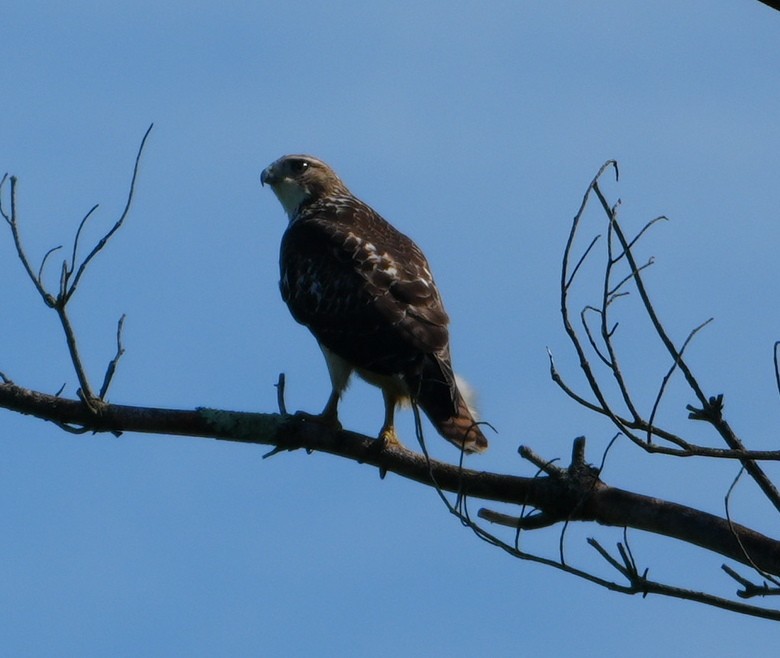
[2,379,779,576]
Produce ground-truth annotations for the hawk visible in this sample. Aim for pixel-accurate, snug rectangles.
[261,155,488,453]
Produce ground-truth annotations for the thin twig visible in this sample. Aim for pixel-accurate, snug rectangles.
[565,234,601,292]
[724,467,780,588]
[646,317,714,444]
[607,257,654,298]
[614,215,668,264]
[559,162,651,448]
[98,314,127,400]
[722,565,780,599]
[64,123,153,302]
[548,348,780,460]
[0,173,9,224]
[4,176,52,303]
[275,372,288,415]
[774,342,780,401]
[478,508,559,530]
[604,181,780,511]
[57,301,97,405]
[518,445,564,477]
[68,203,100,276]
[580,306,611,366]
[562,176,780,511]
[599,203,642,424]
[37,245,63,295]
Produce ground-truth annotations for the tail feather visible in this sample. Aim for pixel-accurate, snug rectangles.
[412,354,489,453]
[430,396,489,453]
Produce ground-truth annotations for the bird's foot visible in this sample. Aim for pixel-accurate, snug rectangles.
[362,427,406,477]
[293,410,343,432]
[377,426,404,450]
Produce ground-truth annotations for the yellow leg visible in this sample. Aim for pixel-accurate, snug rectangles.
[379,390,403,447]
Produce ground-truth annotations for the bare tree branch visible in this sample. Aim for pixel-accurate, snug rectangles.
[596,180,780,510]
[0,124,153,412]
[0,379,777,581]
[64,123,153,303]
[4,147,780,620]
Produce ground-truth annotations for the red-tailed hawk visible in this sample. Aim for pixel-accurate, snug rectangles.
[261,154,487,454]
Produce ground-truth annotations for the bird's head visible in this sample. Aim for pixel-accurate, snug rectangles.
[261,154,349,219]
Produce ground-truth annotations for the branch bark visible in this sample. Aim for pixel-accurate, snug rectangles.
[2,379,779,577]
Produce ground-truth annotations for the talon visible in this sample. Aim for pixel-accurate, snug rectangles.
[294,410,342,432]
[366,426,404,460]
[378,427,404,449]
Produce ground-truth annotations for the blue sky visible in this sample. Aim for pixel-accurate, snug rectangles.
[2,1,780,655]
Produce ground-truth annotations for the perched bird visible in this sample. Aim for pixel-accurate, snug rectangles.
[261,155,487,453]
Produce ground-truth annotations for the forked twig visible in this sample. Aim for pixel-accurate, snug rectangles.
[64,124,153,303]
[646,317,714,443]
[98,314,127,400]
[1,124,153,414]
[722,565,780,599]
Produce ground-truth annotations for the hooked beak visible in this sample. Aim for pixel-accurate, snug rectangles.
[260,165,275,187]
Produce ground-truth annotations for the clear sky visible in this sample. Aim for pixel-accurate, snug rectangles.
[2,1,780,655]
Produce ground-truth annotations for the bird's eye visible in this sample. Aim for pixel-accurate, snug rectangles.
[289,159,309,174]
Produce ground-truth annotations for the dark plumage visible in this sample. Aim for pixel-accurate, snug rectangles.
[261,154,487,453]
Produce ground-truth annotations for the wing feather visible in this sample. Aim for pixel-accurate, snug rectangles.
[280,196,449,376]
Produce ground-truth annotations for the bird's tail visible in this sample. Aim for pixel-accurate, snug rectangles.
[431,394,488,454]
[413,355,488,454]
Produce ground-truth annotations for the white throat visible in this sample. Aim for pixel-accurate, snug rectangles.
[272,180,309,221]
